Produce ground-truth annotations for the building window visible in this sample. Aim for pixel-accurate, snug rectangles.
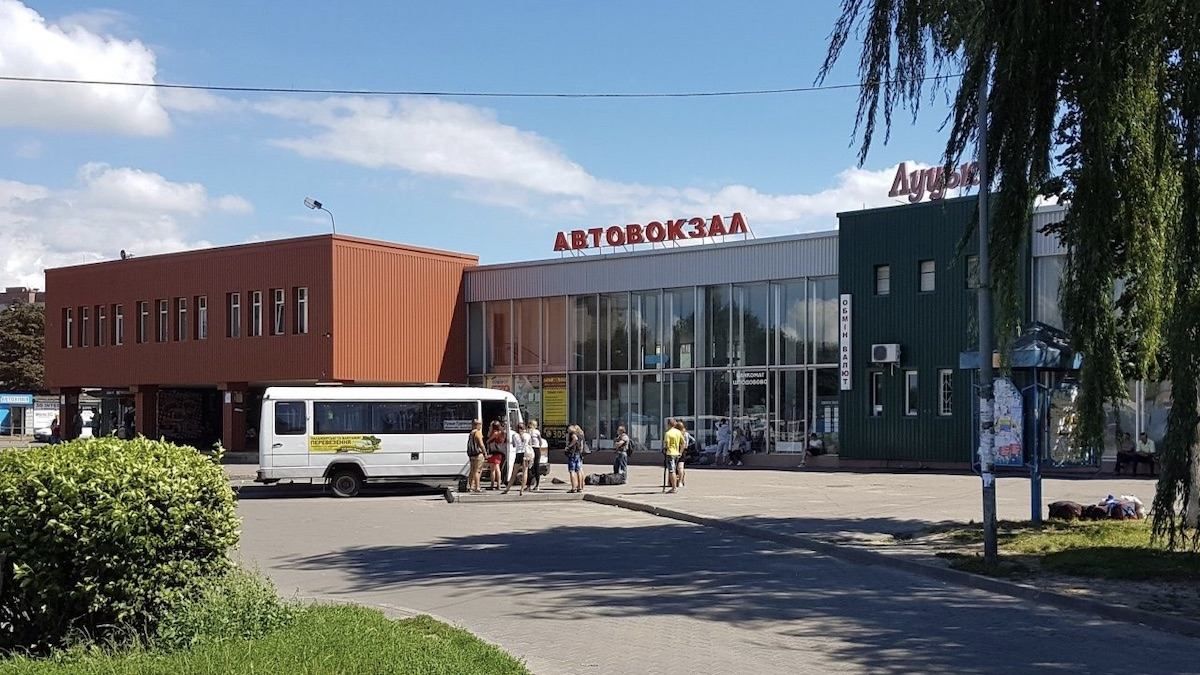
[137,301,149,343]
[176,297,187,341]
[919,260,936,292]
[250,291,263,337]
[157,300,168,342]
[295,287,308,334]
[64,308,73,348]
[96,305,107,346]
[272,288,285,336]
[874,265,890,296]
[905,370,919,416]
[966,255,980,289]
[227,293,241,338]
[114,305,124,346]
[870,371,883,417]
[197,296,208,340]
[80,307,90,347]
[939,369,954,416]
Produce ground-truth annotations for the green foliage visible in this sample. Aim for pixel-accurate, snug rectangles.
[153,568,296,651]
[0,438,240,653]
[0,606,529,675]
[0,303,44,392]
[822,0,1200,550]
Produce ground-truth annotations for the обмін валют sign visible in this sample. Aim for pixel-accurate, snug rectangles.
[554,212,749,252]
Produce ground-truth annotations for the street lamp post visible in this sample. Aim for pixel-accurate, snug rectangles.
[304,197,336,234]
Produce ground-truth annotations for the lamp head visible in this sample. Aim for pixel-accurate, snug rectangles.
[304,197,322,210]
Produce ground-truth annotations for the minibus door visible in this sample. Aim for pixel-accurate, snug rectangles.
[269,400,310,467]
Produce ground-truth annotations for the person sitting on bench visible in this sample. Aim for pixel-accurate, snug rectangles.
[1116,432,1157,475]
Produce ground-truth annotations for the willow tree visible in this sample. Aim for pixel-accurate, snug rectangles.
[821,0,1200,548]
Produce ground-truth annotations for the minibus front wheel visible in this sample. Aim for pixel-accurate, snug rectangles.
[328,466,364,498]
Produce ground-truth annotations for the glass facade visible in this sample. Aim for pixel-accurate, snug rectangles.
[469,277,839,456]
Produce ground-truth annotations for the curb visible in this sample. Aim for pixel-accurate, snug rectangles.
[582,494,1200,640]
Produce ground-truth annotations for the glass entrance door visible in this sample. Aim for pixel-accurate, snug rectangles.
[771,370,807,453]
[732,369,768,455]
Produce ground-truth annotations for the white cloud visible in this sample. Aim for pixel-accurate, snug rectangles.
[260,97,599,197]
[0,0,169,135]
[13,139,42,159]
[0,165,252,287]
[258,96,939,235]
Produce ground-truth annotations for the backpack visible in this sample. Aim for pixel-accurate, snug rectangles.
[466,433,482,458]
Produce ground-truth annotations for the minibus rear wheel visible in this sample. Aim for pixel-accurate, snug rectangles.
[328,467,363,498]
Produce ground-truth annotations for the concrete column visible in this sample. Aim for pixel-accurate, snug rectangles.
[219,383,248,452]
[57,388,81,440]
[132,385,158,439]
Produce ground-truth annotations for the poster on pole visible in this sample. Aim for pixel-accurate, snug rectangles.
[993,377,1024,466]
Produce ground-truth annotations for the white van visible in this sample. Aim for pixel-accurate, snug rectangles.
[256,386,523,497]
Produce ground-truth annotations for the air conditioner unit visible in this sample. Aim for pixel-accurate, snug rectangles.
[871,343,901,363]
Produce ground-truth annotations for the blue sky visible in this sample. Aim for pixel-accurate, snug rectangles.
[1,0,956,287]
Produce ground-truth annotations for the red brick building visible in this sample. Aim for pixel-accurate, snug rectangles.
[44,235,476,451]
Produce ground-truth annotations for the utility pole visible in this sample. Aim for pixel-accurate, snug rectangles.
[976,58,999,564]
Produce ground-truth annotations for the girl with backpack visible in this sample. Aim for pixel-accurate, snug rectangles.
[565,424,587,493]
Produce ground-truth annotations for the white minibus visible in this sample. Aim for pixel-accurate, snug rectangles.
[256,385,524,497]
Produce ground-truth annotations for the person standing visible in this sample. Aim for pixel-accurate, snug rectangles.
[716,419,731,466]
[675,420,694,488]
[613,425,631,475]
[49,416,60,444]
[503,422,531,495]
[485,420,507,490]
[527,419,544,491]
[663,418,683,494]
[466,419,486,493]
[565,424,586,493]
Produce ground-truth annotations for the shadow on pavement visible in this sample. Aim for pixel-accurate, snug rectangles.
[279,520,1192,674]
[236,483,447,500]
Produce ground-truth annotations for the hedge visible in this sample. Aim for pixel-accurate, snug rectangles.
[0,438,239,653]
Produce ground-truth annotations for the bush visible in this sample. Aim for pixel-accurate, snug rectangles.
[153,568,296,651]
[0,438,240,653]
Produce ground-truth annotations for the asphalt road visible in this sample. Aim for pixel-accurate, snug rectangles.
[237,490,1197,675]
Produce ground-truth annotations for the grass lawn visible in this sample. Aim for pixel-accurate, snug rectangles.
[929,520,1200,581]
[0,605,528,675]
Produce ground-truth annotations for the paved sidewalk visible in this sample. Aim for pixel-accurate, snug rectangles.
[597,464,1153,539]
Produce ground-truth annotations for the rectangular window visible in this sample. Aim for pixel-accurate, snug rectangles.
[513,297,541,373]
[919,260,936,293]
[371,402,425,433]
[704,285,731,367]
[571,296,597,371]
[274,401,306,435]
[137,301,149,343]
[156,299,168,342]
[176,297,187,341]
[197,296,208,340]
[424,402,477,433]
[227,293,241,338]
[295,287,308,335]
[314,402,369,434]
[272,288,285,336]
[80,307,90,347]
[905,370,919,416]
[96,305,107,346]
[870,371,883,417]
[938,369,954,416]
[250,291,263,337]
[63,308,74,348]
[542,296,567,371]
[875,265,891,296]
[113,305,124,346]
[966,255,980,289]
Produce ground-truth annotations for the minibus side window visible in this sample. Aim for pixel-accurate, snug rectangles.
[274,401,306,435]
[426,401,478,433]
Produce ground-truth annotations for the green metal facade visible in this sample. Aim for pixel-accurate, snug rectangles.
[838,197,981,463]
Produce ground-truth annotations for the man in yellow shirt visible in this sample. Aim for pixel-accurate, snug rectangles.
[663,418,684,494]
